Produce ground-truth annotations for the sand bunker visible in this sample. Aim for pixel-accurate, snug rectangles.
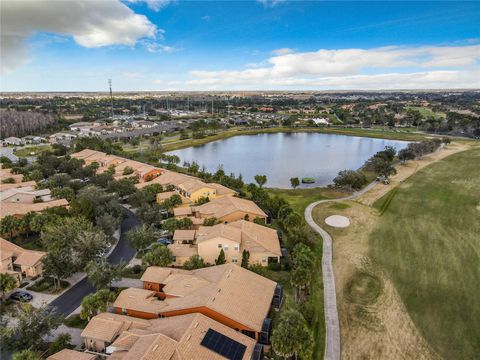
[325,215,351,228]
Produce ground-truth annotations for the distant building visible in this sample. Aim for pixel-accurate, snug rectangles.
[4,137,23,146]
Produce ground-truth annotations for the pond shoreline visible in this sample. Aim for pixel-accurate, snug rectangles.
[162,126,425,152]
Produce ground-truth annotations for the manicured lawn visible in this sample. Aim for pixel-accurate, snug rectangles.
[27,277,70,294]
[267,187,343,215]
[369,148,480,359]
[13,145,52,157]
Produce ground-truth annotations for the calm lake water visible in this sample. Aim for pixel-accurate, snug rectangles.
[167,132,409,188]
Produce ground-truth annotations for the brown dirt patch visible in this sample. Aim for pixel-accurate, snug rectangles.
[313,201,439,360]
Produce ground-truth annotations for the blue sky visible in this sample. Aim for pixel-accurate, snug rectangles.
[1,0,479,91]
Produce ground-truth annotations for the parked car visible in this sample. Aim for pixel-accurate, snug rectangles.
[156,237,171,245]
[9,291,33,302]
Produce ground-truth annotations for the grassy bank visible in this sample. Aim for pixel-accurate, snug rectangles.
[13,145,52,157]
[369,148,480,359]
[161,126,425,152]
[267,187,344,215]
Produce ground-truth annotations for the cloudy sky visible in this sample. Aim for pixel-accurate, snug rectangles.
[1,0,479,91]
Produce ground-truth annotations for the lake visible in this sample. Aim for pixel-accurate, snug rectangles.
[167,132,409,188]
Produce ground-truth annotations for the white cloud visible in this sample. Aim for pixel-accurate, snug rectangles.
[201,15,211,22]
[271,47,295,55]
[1,0,157,73]
[186,44,480,90]
[127,0,173,12]
[142,41,180,53]
[257,0,286,8]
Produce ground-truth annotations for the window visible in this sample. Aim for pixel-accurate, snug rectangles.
[234,245,239,251]
[121,308,126,315]
[262,257,267,263]
[232,256,238,263]
[224,245,229,251]
[218,244,222,248]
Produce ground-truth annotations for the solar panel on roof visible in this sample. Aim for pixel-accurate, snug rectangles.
[201,328,247,360]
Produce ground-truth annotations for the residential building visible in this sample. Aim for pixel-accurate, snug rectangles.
[47,349,96,360]
[0,186,52,203]
[0,198,69,219]
[3,137,23,146]
[82,312,260,360]
[170,220,281,266]
[115,263,282,342]
[0,237,46,283]
[174,196,267,228]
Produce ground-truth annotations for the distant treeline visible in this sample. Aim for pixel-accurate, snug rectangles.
[0,110,58,138]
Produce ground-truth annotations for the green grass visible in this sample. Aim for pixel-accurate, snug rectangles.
[63,314,88,329]
[267,187,342,215]
[369,147,480,359]
[373,187,399,216]
[406,106,446,119]
[13,145,52,157]
[329,203,351,210]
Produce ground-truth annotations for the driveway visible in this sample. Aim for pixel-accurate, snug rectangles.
[304,181,377,360]
[48,208,139,316]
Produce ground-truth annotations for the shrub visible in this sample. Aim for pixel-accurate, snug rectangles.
[268,262,282,271]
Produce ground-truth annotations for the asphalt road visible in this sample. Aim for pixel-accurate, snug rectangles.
[49,208,139,316]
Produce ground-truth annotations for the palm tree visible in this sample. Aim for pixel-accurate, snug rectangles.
[0,273,17,303]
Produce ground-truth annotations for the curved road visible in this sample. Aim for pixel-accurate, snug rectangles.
[304,182,377,360]
[49,208,139,316]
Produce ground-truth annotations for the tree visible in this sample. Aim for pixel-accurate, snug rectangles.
[333,169,367,190]
[108,178,137,197]
[96,213,119,236]
[123,166,134,175]
[42,251,76,290]
[51,187,75,202]
[398,148,415,163]
[0,273,17,302]
[290,177,300,190]
[183,255,205,270]
[12,350,42,360]
[241,250,250,268]
[202,217,218,226]
[282,212,303,230]
[0,215,22,240]
[125,225,157,251]
[215,248,226,265]
[254,174,267,188]
[291,243,315,303]
[271,307,313,359]
[371,157,397,178]
[142,244,173,267]
[86,259,123,290]
[286,225,312,249]
[80,289,116,321]
[48,333,72,355]
[1,304,63,351]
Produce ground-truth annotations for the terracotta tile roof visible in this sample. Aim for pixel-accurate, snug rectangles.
[193,196,267,220]
[0,198,69,219]
[129,264,277,332]
[206,183,237,196]
[172,230,196,242]
[13,250,46,267]
[168,244,198,258]
[196,224,242,244]
[81,313,150,342]
[0,180,37,192]
[47,349,96,360]
[229,220,281,256]
[71,149,102,160]
[106,313,255,360]
[173,207,192,217]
